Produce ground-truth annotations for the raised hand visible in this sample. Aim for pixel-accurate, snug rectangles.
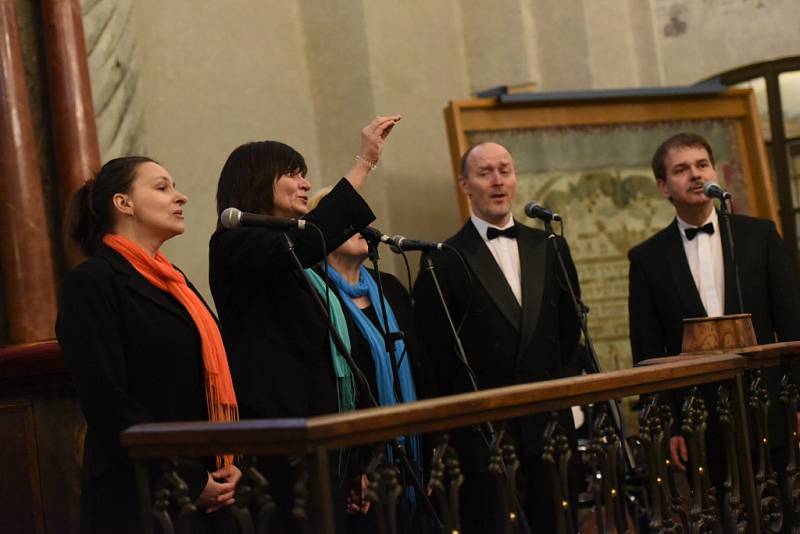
[359,115,402,166]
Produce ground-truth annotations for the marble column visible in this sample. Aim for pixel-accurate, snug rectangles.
[0,0,58,342]
[42,0,101,266]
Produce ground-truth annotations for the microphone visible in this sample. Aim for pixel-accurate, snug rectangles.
[524,202,561,222]
[388,235,445,252]
[220,207,306,230]
[703,181,732,201]
[358,226,444,252]
[358,226,392,244]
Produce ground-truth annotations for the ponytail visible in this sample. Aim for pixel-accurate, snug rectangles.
[65,156,156,256]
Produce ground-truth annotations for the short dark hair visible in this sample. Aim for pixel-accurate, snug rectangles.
[215,141,307,225]
[66,156,156,256]
[459,142,513,178]
[651,133,715,181]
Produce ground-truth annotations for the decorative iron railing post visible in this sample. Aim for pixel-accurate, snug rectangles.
[726,372,762,534]
[365,445,404,534]
[488,429,516,534]
[680,387,721,532]
[716,384,748,532]
[230,457,275,534]
[640,394,681,533]
[427,434,463,533]
[779,362,800,531]
[749,370,784,532]
[588,405,627,533]
[543,411,576,534]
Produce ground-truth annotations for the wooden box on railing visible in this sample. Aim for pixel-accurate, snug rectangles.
[681,313,757,354]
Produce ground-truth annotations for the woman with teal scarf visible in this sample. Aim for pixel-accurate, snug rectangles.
[308,192,433,533]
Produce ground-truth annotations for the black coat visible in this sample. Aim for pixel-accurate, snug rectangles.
[56,244,215,534]
[628,214,800,454]
[209,178,375,420]
[413,219,581,458]
[628,214,800,361]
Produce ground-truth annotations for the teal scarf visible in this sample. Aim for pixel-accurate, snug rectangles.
[304,268,357,412]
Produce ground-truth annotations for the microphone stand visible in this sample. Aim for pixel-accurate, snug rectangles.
[542,221,637,475]
[422,254,533,534]
[717,198,745,313]
[364,239,444,532]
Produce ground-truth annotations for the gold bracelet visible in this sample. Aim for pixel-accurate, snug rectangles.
[355,155,377,171]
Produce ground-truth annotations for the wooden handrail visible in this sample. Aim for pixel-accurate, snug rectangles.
[122,351,763,459]
[0,340,64,379]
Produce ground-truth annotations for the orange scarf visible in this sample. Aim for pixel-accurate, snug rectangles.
[103,233,238,466]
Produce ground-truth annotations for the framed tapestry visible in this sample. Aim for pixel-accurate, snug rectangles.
[443,88,776,371]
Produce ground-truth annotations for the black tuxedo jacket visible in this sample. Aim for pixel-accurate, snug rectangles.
[628,213,800,454]
[628,213,800,363]
[209,178,375,420]
[413,219,581,458]
[56,244,214,533]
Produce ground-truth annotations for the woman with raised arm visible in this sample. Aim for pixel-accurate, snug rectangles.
[56,157,241,534]
[210,116,399,532]
[210,116,399,421]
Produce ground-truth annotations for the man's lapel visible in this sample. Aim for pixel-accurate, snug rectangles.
[516,223,547,357]
[664,220,707,318]
[458,221,521,331]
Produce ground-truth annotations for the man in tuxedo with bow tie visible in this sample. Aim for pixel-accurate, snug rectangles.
[628,132,800,490]
[413,142,582,533]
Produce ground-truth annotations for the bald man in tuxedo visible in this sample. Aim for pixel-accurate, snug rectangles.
[414,142,582,533]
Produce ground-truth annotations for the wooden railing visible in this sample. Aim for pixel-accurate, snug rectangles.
[121,340,800,534]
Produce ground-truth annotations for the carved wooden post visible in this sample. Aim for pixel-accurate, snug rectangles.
[41,0,101,267]
[0,0,59,343]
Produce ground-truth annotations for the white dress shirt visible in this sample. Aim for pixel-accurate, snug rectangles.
[676,210,725,317]
[471,214,522,305]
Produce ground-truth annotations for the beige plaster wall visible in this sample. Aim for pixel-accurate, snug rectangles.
[86,0,800,304]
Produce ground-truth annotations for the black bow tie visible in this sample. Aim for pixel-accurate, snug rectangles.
[486,225,519,240]
[684,222,715,240]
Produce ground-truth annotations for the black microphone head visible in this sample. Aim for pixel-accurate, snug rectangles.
[703,181,731,200]
[523,202,541,219]
[524,202,561,222]
[220,207,242,229]
[358,226,383,242]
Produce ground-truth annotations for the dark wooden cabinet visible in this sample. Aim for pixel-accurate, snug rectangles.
[0,342,83,534]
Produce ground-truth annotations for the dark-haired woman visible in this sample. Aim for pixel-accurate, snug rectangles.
[209,116,399,530]
[56,157,241,533]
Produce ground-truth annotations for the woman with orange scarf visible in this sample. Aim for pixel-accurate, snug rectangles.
[56,157,240,533]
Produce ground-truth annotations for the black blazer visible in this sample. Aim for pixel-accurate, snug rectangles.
[413,220,581,457]
[209,178,375,420]
[56,244,214,534]
[628,214,800,451]
[628,214,800,363]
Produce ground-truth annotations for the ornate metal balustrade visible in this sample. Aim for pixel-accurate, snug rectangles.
[122,342,800,534]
